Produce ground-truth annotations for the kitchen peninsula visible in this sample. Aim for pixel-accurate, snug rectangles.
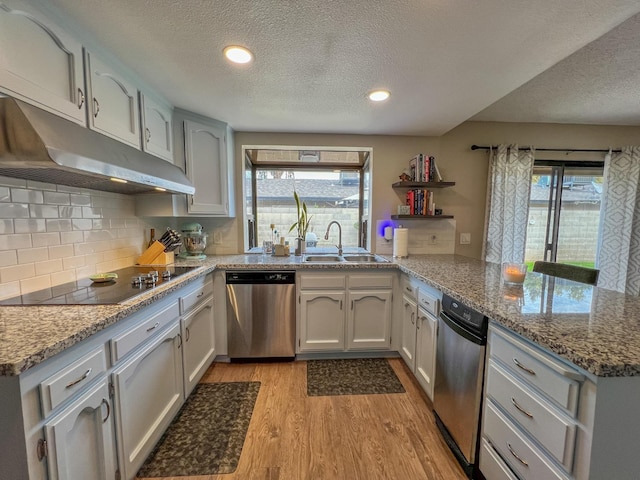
[2,254,640,479]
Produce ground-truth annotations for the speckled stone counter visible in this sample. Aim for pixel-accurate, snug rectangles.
[3,252,640,378]
[392,255,640,377]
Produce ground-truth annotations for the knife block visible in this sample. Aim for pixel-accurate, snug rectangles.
[136,241,175,265]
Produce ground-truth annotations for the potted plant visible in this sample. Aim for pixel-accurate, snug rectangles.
[289,190,312,255]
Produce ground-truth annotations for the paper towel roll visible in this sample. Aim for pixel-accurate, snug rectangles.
[393,228,409,258]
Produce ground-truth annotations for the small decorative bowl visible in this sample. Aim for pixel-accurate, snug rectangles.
[502,263,527,284]
[89,273,118,283]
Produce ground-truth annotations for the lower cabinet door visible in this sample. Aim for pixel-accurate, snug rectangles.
[299,291,345,351]
[182,296,215,396]
[400,294,417,370]
[112,322,184,480]
[415,308,437,400]
[347,290,392,350]
[44,378,116,480]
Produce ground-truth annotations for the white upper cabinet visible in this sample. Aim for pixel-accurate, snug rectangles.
[140,92,173,162]
[84,49,141,148]
[183,117,230,215]
[0,0,86,124]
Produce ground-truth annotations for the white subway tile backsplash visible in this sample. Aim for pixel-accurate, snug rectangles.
[29,205,59,218]
[26,180,56,191]
[20,275,52,294]
[82,207,101,218]
[45,219,72,232]
[109,218,126,229]
[17,247,49,264]
[60,231,83,244]
[56,185,83,194]
[11,188,43,204]
[0,251,17,267]
[58,206,83,218]
[1,263,36,283]
[75,264,97,279]
[35,259,64,276]
[84,230,116,242]
[73,242,96,256]
[92,219,103,229]
[49,244,74,259]
[0,176,26,187]
[14,219,46,234]
[0,187,10,202]
[32,232,61,247]
[62,255,86,270]
[0,204,29,218]
[44,191,71,205]
[0,281,21,300]
[72,218,93,231]
[0,219,13,234]
[69,194,91,206]
[0,234,32,251]
[50,269,76,285]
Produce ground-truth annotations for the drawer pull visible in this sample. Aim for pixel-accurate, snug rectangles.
[65,368,92,389]
[405,286,412,293]
[197,291,204,298]
[511,397,534,418]
[507,442,529,467]
[513,357,536,376]
[101,398,111,423]
[146,322,160,332]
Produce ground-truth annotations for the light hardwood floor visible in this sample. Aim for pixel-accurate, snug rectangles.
[139,358,467,480]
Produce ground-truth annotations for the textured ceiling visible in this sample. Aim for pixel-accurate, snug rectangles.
[45,0,640,135]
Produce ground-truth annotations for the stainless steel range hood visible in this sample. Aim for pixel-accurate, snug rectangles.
[0,97,195,195]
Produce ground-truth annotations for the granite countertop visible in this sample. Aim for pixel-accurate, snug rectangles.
[2,252,640,378]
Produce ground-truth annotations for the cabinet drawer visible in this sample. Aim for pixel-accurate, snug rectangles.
[110,301,180,363]
[180,277,213,314]
[479,438,519,480]
[348,273,393,289]
[400,276,416,299]
[299,274,346,290]
[417,289,439,316]
[40,346,107,417]
[484,401,570,480]
[486,360,576,470]
[490,326,582,415]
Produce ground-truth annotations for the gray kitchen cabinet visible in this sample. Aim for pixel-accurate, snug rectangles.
[140,91,174,162]
[346,273,393,350]
[84,49,141,148]
[42,378,116,480]
[112,320,184,480]
[180,276,215,396]
[299,290,346,352]
[400,293,417,370]
[0,0,86,124]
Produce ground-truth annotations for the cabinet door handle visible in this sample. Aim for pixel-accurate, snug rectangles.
[185,326,190,342]
[404,302,409,308]
[146,321,160,332]
[145,127,151,142]
[77,88,85,109]
[507,442,529,467]
[351,300,354,310]
[513,357,536,376]
[197,291,204,298]
[511,397,534,418]
[177,333,183,349]
[93,98,100,118]
[339,300,343,310]
[405,286,412,293]
[411,312,415,325]
[65,368,92,389]
[101,398,111,423]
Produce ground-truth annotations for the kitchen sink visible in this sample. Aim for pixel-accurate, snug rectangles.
[342,254,389,263]
[303,255,345,262]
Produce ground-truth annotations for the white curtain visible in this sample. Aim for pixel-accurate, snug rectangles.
[597,146,640,294]
[483,144,535,264]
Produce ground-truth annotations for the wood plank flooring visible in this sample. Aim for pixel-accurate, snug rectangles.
[138,358,467,480]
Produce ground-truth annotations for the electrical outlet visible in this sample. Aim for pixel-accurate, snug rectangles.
[429,234,438,245]
[460,233,471,245]
[213,231,222,244]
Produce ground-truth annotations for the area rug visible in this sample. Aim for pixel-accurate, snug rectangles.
[307,358,405,396]
[137,381,260,477]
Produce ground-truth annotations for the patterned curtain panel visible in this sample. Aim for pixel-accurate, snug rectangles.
[597,146,640,294]
[483,144,535,264]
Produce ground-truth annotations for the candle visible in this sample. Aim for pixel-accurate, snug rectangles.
[502,263,527,284]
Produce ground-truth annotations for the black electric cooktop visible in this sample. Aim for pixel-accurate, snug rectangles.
[0,266,198,306]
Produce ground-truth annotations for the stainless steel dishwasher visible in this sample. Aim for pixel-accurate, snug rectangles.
[225,271,296,359]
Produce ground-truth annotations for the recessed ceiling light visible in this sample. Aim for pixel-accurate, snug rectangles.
[223,45,253,64]
[368,90,391,102]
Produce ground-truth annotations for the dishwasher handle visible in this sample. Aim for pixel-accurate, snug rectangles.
[439,311,486,345]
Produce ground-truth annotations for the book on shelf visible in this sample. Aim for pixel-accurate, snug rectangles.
[408,153,441,182]
[405,188,435,215]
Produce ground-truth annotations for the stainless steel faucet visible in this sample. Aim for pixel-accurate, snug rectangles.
[324,221,343,256]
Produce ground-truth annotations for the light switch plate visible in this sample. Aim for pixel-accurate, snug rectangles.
[460,232,471,245]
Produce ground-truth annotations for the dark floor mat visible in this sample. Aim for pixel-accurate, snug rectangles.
[137,381,260,477]
[307,358,405,396]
